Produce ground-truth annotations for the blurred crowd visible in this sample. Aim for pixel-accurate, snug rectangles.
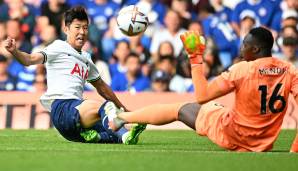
[0,0,297,93]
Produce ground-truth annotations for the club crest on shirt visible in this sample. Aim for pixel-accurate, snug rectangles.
[259,67,286,75]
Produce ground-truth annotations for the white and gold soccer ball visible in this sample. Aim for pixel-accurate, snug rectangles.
[116,5,149,36]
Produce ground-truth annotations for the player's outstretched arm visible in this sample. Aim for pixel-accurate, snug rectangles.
[2,37,44,66]
[91,79,129,112]
[180,31,227,104]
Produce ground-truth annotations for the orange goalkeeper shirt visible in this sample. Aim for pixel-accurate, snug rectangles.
[214,57,298,151]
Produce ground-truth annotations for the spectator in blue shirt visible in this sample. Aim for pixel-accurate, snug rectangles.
[85,0,120,35]
[66,0,84,6]
[109,40,130,77]
[0,56,17,91]
[199,5,238,68]
[111,52,150,92]
[5,19,32,78]
[209,0,233,23]
[231,0,277,36]
[0,0,36,41]
[270,0,297,33]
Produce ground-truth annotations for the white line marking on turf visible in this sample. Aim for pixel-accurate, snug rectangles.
[0,147,295,155]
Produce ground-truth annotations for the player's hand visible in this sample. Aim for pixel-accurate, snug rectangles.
[3,37,16,54]
[180,31,206,65]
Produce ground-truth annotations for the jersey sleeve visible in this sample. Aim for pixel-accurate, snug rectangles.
[290,67,298,97]
[214,61,248,92]
[87,59,101,83]
[40,41,60,63]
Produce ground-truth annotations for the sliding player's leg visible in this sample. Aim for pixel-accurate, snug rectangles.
[51,99,140,144]
[109,102,202,131]
[108,100,240,151]
[77,100,128,143]
[114,103,185,126]
[51,99,96,142]
[78,100,145,144]
[51,99,113,143]
[290,132,298,152]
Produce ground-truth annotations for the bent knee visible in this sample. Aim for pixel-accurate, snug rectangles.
[177,102,201,130]
[178,102,201,119]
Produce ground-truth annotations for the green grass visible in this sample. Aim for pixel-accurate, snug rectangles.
[0,129,297,171]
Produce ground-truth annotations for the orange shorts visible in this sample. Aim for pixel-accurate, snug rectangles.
[195,101,244,151]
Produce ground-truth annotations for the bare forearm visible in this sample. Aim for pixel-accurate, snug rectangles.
[100,87,125,108]
[11,49,32,66]
[96,81,127,110]
[3,37,42,66]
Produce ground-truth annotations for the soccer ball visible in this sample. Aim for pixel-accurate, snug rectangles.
[116,5,149,36]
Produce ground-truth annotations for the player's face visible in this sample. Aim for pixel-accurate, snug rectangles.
[126,56,140,75]
[64,19,88,51]
[151,81,168,92]
[240,33,256,61]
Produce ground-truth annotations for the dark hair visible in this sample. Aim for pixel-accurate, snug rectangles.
[249,27,274,50]
[165,9,182,21]
[158,41,174,57]
[281,25,298,36]
[124,52,140,63]
[116,39,129,48]
[159,55,176,64]
[151,70,171,82]
[0,55,8,62]
[7,18,21,25]
[198,4,215,14]
[64,6,89,26]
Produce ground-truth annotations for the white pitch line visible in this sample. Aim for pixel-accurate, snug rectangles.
[0,147,296,155]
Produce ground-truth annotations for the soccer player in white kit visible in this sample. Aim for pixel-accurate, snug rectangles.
[2,6,146,144]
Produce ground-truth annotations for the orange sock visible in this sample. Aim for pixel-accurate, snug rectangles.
[118,103,186,125]
[290,132,298,152]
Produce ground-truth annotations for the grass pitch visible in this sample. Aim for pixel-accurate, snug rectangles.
[0,129,297,171]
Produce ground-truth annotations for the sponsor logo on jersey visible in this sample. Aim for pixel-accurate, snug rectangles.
[71,63,89,80]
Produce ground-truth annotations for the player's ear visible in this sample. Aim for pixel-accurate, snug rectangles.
[63,24,69,35]
[252,46,260,54]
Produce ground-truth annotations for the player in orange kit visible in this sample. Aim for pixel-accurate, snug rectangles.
[108,27,298,152]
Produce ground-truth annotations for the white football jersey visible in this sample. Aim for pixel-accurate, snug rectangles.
[39,40,101,111]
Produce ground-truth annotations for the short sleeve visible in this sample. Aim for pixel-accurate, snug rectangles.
[87,59,101,83]
[215,61,248,92]
[40,41,60,63]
